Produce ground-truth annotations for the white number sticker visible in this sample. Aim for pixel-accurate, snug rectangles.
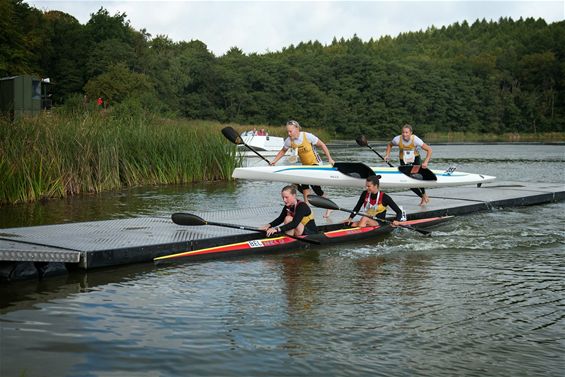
[248,240,264,248]
[403,150,416,163]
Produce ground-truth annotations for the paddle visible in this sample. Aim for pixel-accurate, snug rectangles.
[171,213,320,244]
[221,126,272,165]
[333,162,376,179]
[355,135,437,182]
[333,162,436,186]
[307,196,431,236]
[356,135,394,168]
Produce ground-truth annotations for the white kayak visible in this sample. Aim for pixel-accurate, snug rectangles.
[236,132,298,165]
[232,164,496,189]
[239,132,284,151]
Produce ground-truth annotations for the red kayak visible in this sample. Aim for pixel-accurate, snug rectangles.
[154,216,451,263]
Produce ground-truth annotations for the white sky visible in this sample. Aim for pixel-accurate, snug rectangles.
[26,1,565,56]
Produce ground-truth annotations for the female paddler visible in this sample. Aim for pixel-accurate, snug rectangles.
[270,120,335,217]
[261,185,318,237]
[384,124,433,206]
[345,175,402,228]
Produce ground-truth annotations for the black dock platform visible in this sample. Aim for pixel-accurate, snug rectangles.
[1,181,563,281]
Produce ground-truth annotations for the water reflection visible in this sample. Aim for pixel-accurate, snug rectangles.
[0,263,159,313]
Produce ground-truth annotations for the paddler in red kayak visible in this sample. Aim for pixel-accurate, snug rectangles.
[384,124,433,206]
[346,175,402,228]
[261,185,318,237]
[270,119,335,217]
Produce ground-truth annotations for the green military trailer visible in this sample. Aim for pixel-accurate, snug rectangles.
[0,75,51,120]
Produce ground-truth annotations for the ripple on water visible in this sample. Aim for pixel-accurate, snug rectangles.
[1,187,564,376]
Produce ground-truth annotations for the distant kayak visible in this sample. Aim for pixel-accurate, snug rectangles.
[237,132,298,163]
[239,132,284,151]
[232,164,496,189]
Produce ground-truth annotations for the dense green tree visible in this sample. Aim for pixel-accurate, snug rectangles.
[83,63,156,105]
[2,0,563,134]
[0,0,45,76]
[177,40,222,119]
[84,8,134,45]
[42,11,87,99]
[144,36,189,113]
[86,39,137,77]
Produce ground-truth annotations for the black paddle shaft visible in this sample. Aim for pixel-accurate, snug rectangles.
[171,213,320,244]
[207,220,262,232]
[368,145,394,167]
[356,135,394,168]
[356,134,437,180]
[205,220,320,244]
[221,126,272,165]
[307,196,431,236]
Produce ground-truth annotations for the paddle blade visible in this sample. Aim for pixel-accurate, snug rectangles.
[397,165,437,181]
[355,135,369,147]
[334,162,375,179]
[308,195,340,210]
[171,213,207,226]
[221,127,243,145]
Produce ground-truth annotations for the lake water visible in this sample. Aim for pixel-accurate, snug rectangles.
[1,144,564,376]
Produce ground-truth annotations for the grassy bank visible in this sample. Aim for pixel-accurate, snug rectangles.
[423,131,565,143]
[0,111,237,205]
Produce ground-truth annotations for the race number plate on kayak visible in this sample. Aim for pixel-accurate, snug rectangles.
[248,240,265,248]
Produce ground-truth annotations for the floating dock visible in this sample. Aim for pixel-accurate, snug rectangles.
[1,181,563,281]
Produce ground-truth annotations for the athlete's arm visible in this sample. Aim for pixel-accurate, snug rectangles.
[382,194,402,221]
[349,191,366,220]
[279,203,310,232]
[270,147,288,165]
[421,143,432,169]
[315,139,335,166]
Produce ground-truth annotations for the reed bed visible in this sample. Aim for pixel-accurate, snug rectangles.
[0,112,237,205]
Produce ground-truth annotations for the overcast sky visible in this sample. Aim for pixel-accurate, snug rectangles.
[26,1,564,56]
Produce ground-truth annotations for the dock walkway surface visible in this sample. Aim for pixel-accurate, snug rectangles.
[1,181,563,281]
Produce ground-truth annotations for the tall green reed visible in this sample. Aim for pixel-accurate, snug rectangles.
[0,111,237,205]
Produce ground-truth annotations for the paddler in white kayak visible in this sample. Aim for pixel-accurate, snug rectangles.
[261,185,318,237]
[346,175,402,228]
[384,124,433,206]
[270,120,336,217]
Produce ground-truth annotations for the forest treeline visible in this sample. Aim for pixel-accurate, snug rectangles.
[2,0,564,137]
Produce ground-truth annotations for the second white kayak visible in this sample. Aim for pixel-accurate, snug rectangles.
[232,165,496,189]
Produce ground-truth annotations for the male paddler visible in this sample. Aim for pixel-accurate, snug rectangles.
[384,124,433,205]
[270,120,335,217]
[261,185,318,236]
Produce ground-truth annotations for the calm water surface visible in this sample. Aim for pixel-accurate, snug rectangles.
[1,144,564,376]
